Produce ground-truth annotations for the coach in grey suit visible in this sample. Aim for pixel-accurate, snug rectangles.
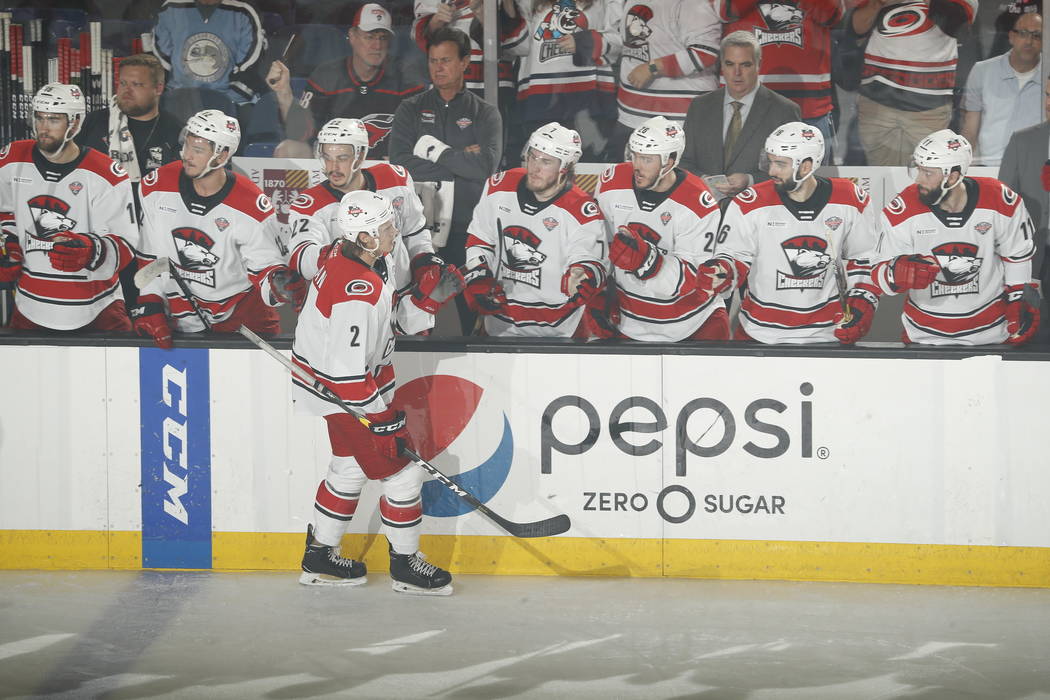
[680,31,800,199]
[1000,97,1050,339]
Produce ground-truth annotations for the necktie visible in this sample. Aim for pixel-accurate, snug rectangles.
[724,101,743,169]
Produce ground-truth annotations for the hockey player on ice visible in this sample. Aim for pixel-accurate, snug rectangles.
[286,118,463,336]
[592,115,728,341]
[692,121,881,344]
[133,109,303,347]
[0,82,139,332]
[464,121,606,337]
[292,189,453,595]
[870,129,1039,345]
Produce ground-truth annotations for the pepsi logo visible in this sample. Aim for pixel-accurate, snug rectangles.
[392,375,513,517]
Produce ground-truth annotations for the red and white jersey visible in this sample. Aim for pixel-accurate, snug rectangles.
[139,161,285,332]
[466,168,607,337]
[0,141,138,330]
[617,0,720,127]
[720,0,844,119]
[718,177,878,344]
[286,164,435,335]
[291,252,396,418]
[872,177,1035,346]
[595,163,723,341]
[412,0,516,92]
[502,0,624,121]
[860,0,977,111]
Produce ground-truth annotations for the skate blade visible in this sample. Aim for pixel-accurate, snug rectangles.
[391,580,453,596]
[299,572,367,587]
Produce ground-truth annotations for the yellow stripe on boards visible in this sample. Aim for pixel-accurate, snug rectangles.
[3,530,1048,588]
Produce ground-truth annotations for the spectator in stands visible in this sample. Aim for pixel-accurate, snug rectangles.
[848,0,976,167]
[961,11,1043,168]
[613,0,720,160]
[75,54,182,191]
[152,0,267,105]
[473,0,622,163]
[975,0,1042,61]
[679,31,800,199]
[390,27,503,334]
[268,3,427,160]
[720,0,844,163]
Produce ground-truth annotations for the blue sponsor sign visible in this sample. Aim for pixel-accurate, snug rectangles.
[139,348,212,568]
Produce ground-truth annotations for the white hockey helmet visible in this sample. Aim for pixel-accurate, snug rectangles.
[910,129,971,206]
[315,117,370,166]
[183,109,241,155]
[337,190,394,251]
[526,122,583,172]
[763,121,824,190]
[31,83,86,151]
[626,116,686,177]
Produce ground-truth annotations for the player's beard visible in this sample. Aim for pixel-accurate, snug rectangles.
[36,133,63,155]
[917,185,942,207]
[772,176,796,194]
[632,169,658,190]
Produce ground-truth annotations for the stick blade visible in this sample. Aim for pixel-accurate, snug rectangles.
[485,510,571,538]
[133,256,169,289]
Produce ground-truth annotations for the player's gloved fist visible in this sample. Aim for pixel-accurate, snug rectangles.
[692,257,735,301]
[587,294,620,339]
[1042,160,1050,192]
[130,295,173,350]
[1004,283,1040,345]
[48,231,105,272]
[609,225,662,279]
[463,262,507,315]
[365,408,409,459]
[888,254,939,291]
[413,135,450,163]
[833,287,878,345]
[0,237,24,287]
[561,263,602,306]
[410,254,466,314]
[268,267,308,308]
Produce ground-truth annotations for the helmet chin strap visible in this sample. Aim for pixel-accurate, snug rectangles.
[933,170,962,206]
[36,117,79,158]
[786,160,816,193]
[193,147,229,180]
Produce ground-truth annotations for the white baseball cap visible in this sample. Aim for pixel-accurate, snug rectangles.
[354,3,394,34]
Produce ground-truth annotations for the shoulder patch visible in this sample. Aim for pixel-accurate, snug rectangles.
[700,189,717,210]
[0,144,9,160]
[581,200,600,219]
[346,279,375,297]
[390,164,406,178]
[1001,182,1018,206]
[143,169,158,186]
[292,193,314,210]
[736,187,757,204]
[257,194,273,213]
[600,165,615,184]
[854,182,869,204]
[886,195,906,216]
[111,161,127,178]
[490,171,506,187]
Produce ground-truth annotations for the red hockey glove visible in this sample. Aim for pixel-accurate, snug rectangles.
[463,262,507,315]
[48,232,105,272]
[888,254,939,292]
[587,293,620,339]
[130,296,173,350]
[410,253,466,314]
[268,267,308,308]
[561,263,601,306]
[0,236,23,287]
[365,408,409,459]
[1004,283,1040,345]
[693,257,735,301]
[609,225,662,279]
[1042,160,1050,192]
[833,288,878,345]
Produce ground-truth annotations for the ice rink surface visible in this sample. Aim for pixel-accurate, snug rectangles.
[0,570,1048,700]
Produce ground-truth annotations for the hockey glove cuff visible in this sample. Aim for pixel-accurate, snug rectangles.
[1004,283,1041,345]
[268,267,309,308]
[48,232,105,272]
[0,236,23,287]
[365,408,409,459]
[888,254,939,292]
[834,288,878,345]
[609,225,662,279]
[131,296,173,350]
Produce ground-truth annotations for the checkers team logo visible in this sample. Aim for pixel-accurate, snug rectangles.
[393,376,513,517]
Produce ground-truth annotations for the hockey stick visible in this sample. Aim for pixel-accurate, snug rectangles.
[824,229,852,323]
[471,216,504,336]
[134,256,212,330]
[237,324,571,538]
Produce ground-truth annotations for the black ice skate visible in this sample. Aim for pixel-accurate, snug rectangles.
[299,524,367,586]
[389,545,453,596]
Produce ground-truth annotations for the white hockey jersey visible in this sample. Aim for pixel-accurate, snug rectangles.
[718,177,878,344]
[872,177,1035,345]
[291,251,397,418]
[138,161,285,332]
[0,141,138,330]
[594,162,723,341]
[466,168,607,337]
[860,0,977,111]
[502,0,624,123]
[287,164,435,336]
[617,0,720,127]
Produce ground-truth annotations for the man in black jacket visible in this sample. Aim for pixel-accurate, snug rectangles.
[390,26,503,333]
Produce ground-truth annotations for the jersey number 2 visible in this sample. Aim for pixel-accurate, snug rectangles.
[703,224,730,253]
